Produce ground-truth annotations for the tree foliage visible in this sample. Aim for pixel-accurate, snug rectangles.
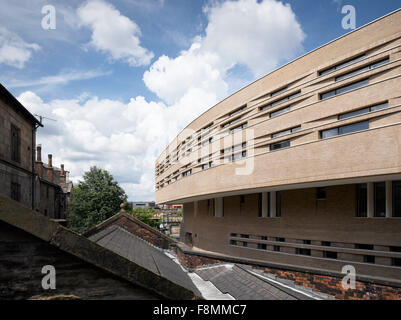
[130,208,161,229]
[67,166,127,234]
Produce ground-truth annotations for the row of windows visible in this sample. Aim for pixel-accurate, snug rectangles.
[257,192,282,218]
[222,142,247,154]
[335,57,389,82]
[320,78,369,100]
[356,181,401,218]
[271,126,301,139]
[229,234,401,266]
[230,122,248,134]
[260,91,301,112]
[319,54,366,76]
[225,150,247,162]
[228,106,246,118]
[270,139,290,151]
[321,120,369,139]
[338,102,388,120]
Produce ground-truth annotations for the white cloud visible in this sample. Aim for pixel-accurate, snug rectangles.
[144,0,305,105]
[6,69,111,88]
[77,0,154,67]
[0,27,40,68]
[16,0,306,201]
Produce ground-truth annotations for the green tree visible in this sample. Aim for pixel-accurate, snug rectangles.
[67,166,127,234]
[130,208,161,229]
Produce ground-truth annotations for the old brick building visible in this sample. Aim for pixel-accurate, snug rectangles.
[34,145,73,220]
[0,83,42,209]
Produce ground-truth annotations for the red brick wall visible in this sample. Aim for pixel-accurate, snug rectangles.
[175,246,401,300]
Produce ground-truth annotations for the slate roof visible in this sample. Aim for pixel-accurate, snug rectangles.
[89,225,201,296]
[195,264,331,300]
[0,194,200,300]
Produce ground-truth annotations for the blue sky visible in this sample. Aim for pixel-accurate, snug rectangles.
[0,0,400,200]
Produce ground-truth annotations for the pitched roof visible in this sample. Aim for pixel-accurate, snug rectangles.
[0,194,200,300]
[89,225,201,295]
[0,83,42,127]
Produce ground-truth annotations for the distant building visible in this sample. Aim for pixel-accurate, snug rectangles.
[0,83,42,209]
[34,145,73,220]
[130,201,156,209]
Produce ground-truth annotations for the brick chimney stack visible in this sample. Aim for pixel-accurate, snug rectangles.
[48,154,52,168]
[35,145,43,177]
[60,164,66,183]
[47,154,54,182]
[36,145,42,162]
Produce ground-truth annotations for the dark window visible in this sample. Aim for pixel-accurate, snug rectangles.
[374,182,386,218]
[319,54,366,76]
[303,240,311,245]
[390,246,401,252]
[335,58,389,82]
[392,258,401,267]
[261,236,268,241]
[270,107,290,118]
[363,255,375,264]
[393,181,401,217]
[267,192,271,217]
[356,244,374,250]
[323,251,338,259]
[356,183,367,217]
[230,240,238,246]
[242,241,248,247]
[320,79,369,100]
[241,234,249,238]
[321,121,369,139]
[322,241,331,246]
[274,246,280,252]
[11,124,21,163]
[258,243,267,250]
[276,192,282,217]
[44,209,47,216]
[317,187,326,200]
[340,121,369,135]
[296,248,311,256]
[270,140,290,151]
[338,102,388,121]
[46,186,49,199]
[240,195,245,204]
[230,233,237,237]
[10,182,21,202]
[258,193,262,217]
[276,237,285,242]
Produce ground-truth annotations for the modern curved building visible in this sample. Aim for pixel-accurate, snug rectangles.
[156,10,401,282]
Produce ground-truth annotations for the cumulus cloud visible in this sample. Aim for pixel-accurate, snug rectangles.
[77,0,154,67]
[144,0,305,105]
[17,0,305,201]
[0,27,40,68]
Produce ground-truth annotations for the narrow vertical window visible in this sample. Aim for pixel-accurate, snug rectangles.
[276,191,282,217]
[356,183,367,217]
[258,193,262,217]
[393,181,401,217]
[11,124,21,163]
[374,182,386,217]
[10,182,21,202]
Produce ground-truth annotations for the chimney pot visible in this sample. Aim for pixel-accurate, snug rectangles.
[48,154,52,168]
